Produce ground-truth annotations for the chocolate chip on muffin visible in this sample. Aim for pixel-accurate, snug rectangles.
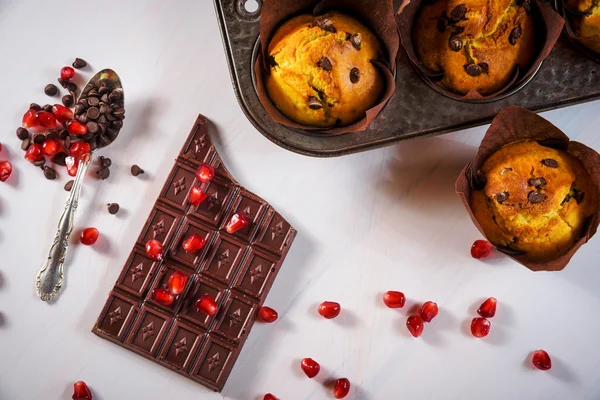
[315,17,336,33]
[318,57,333,72]
[308,96,323,109]
[350,68,360,83]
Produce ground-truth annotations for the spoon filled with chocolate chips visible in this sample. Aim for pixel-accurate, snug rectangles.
[36,69,124,301]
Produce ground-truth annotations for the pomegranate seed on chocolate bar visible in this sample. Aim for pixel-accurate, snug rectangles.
[195,294,218,316]
[188,185,207,206]
[145,239,164,260]
[225,212,249,234]
[72,380,92,400]
[182,234,206,253]
[195,162,214,183]
[151,288,175,306]
[167,271,188,295]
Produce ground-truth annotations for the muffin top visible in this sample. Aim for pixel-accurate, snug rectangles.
[266,12,384,128]
[566,0,600,50]
[413,0,535,95]
[471,140,595,260]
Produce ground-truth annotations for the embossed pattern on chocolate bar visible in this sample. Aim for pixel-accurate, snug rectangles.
[92,115,296,392]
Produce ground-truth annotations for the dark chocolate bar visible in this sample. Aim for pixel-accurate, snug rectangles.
[92,115,296,391]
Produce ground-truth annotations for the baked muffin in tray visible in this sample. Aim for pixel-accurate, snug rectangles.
[566,0,600,53]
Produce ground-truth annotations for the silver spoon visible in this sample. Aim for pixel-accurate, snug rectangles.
[36,69,124,302]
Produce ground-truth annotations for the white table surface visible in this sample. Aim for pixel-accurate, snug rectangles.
[1,1,600,399]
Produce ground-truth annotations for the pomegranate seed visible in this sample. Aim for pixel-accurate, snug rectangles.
[263,394,279,400]
[333,378,351,399]
[195,294,218,316]
[318,301,341,319]
[145,239,164,261]
[22,109,40,129]
[195,162,215,183]
[52,104,74,123]
[70,142,91,158]
[0,161,12,182]
[471,239,493,259]
[419,301,439,322]
[35,111,57,130]
[225,213,249,234]
[80,227,99,246]
[167,271,188,295]
[25,143,43,163]
[182,234,206,253]
[42,139,61,157]
[258,306,278,323]
[72,380,92,400]
[188,185,207,206]
[65,156,78,176]
[532,349,552,370]
[151,288,175,306]
[477,297,497,318]
[406,314,424,337]
[67,119,88,135]
[300,358,320,378]
[383,291,405,308]
[61,66,75,80]
[471,317,491,338]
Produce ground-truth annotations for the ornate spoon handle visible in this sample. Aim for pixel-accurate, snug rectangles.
[36,153,92,301]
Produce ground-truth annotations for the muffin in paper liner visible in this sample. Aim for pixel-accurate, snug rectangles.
[255,0,399,135]
[397,0,564,101]
[558,0,600,62]
[455,106,600,271]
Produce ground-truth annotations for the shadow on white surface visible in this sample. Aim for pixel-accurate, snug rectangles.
[422,306,459,347]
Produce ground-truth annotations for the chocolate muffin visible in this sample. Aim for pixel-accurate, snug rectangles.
[471,140,595,261]
[265,12,385,128]
[566,0,600,53]
[413,0,535,95]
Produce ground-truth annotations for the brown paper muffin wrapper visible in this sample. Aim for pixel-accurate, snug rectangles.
[558,0,600,63]
[397,0,564,101]
[255,0,399,135]
[455,106,600,271]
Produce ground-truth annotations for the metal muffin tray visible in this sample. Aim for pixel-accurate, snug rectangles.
[214,0,600,157]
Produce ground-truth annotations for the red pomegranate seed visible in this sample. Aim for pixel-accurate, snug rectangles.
[61,66,75,80]
[72,380,92,400]
[42,139,61,157]
[383,291,405,308]
[22,109,41,130]
[182,234,206,253]
[65,156,78,176]
[70,142,91,158]
[52,104,74,123]
[471,317,491,338]
[195,294,218,316]
[25,143,43,163]
[477,297,497,318]
[188,185,207,206]
[300,358,320,378]
[151,288,175,306]
[532,349,552,370]
[0,161,12,182]
[195,162,215,183]
[67,119,88,135]
[145,239,164,261]
[471,240,493,259]
[225,213,249,234]
[333,378,351,399]
[318,301,341,319]
[406,314,424,337]
[263,394,279,400]
[258,306,278,323]
[80,227,99,246]
[419,301,439,323]
[35,111,57,129]
[167,271,188,295]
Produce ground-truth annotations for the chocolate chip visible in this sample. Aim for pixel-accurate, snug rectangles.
[562,194,571,204]
[87,97,100,107]
[44,84,58,96]
[74,104,85,116]
[72,58,87,69]
[29,103,41,111]
[528,177,546,188]
[86,121,99,134]
[315,17,336,33]
[107,203,120,214]
[318,57,332,72]
[308,96,323,110]
[98,85,110,95]
[573,189,585,204]
[437,14,449,32]
[541,159,558,168]
[111,120,123,130]
[267,55,278,68]
[16,127,29,140]
[465,63,482,77]
[52,152,68,166]
[87,107,100,120]
[349,33,362,50]
[33,158,45,167]
[131,164,144,176]
[450,4,467,20]
[100,156,112,168]
[88,89,99,97]
[42,104,53,113]
[97,167,110,180]
[449,36,462,51]
[46,131,57,140]
[509,25,522,46]
[97,115,107,124]
[528,191,547,203]
[58,78,69,89]
[108,88,123,102]
[77,114,88,124]
[112,108,125,119]
[101,93,109,103]
[62,94,74,107]
[350,67,360,83]
[88,137,98,151]
[496,191,509,204]
[64,136,71,149]
[99,104,110,115]
[21,138,30,151]
[479,63,489,74]
[106,128,119,141]
[67,81,78,92]
[64,180,74,191]
[98,134,111,147]
[59,130,68,140]
[43,166,57,180]
[33,134,46,144]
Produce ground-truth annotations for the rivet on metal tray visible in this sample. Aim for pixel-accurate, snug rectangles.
[237,0,261,18]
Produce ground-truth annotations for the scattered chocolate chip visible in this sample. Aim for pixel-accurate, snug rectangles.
[64,180,74,191]
[131,164,144,176]
[58,130,68,140]
[87,107,100,120]
[107,203,120,215]
[315,17,336,33]
[58,78,69,89]
[67,81,78,92]
[43,166,57,180]
[99,103,110,114]
[33,158,45,167]
[100,156,112,168]
[72,58,87,69]
[29,103,41,111]
[573,189,585,204]
[562,194,571,204]
[465,63,482,77]
[541,158,558,168]
[308,96,323,110]
[509,25,522,46]
[89,138,99,151]
[42,104,53,113]
[112,108,125,118]
[88,97,100,107]
[106,128,119,141]
[77,114,88,124]
[495,191,509,204]
[86,121,99,134]
[21,138,30,151]
[46,131,57,140]
[100,93,109,103]
[500,167,513,175]
[98,134,111,147]
[267,55,278,68]
[97,167,110,180]
[52,152,68,166]
[44,84,58,96]
[98,85,110,95]
[350,67,360,83]
[479,63,489,74]
[108,88,123,101]
[450,4,467,20]
[33,134,46,144]
[317,57,333,72]
[62,94,74,107]
[16,127,29,140]
[74,103,85,115]
[437,14,449,32]
[528,177,546,188]
[88,89,99,97]
[528,191,547,203]
[111,120,123,130]
[449,36,462,51]
[349,33,362,50]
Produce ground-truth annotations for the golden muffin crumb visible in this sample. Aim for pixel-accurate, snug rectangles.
[414,0,535,95]
[266,12,384,128]
[566,0,600,53]
[471,140,595,261]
